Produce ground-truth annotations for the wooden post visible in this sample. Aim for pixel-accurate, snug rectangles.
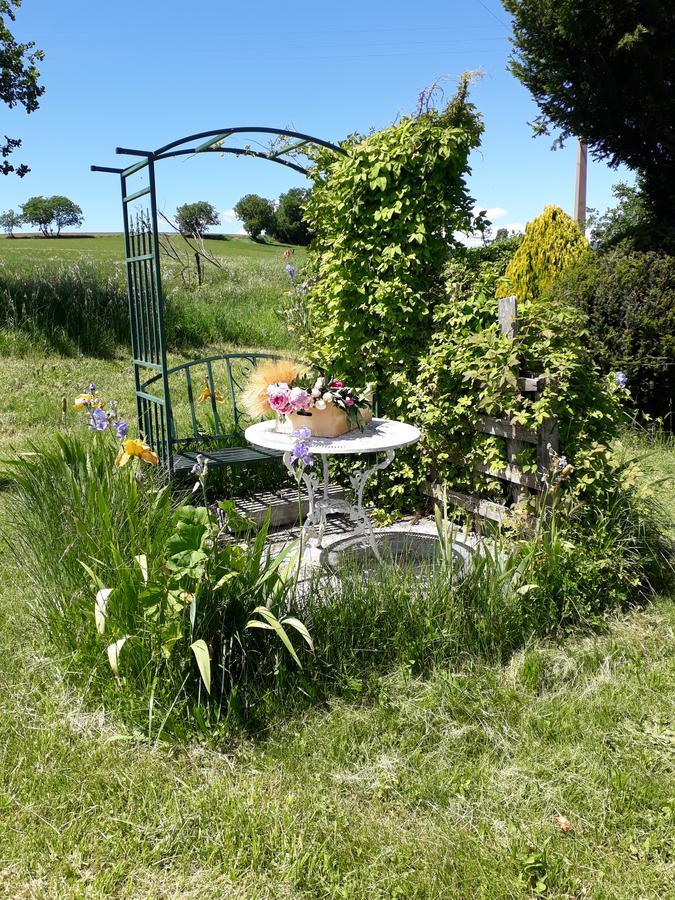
[574,141,588,226]
[498,296,525,506]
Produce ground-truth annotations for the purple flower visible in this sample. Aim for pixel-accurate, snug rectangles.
[557,455,568,469]
[89,382,96,394]
[88,408,108,431]
[292,426,312,440]
[285,264,297,279]
[614,371,628,388]
[290,442,313,468]
[114,420,129,440]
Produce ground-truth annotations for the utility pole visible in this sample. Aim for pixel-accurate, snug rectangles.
[574,140,588,226]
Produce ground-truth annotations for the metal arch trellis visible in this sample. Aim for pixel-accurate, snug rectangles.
[92,127,346,472]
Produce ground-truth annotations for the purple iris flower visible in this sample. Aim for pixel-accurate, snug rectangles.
[614,371,628,388]
[290,441,313,468]
[285,264,297,279]
[114,420,129,440]
[292,426,312,440]
[557,455,568,469]
[89,408,108,431]
[89,382,96,394]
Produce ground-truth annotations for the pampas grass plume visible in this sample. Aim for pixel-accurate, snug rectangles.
[242,358,307,418]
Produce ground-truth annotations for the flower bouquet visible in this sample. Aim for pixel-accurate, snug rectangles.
[242,359,372,438]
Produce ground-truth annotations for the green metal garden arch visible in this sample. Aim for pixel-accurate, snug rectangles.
[92,127,346,474]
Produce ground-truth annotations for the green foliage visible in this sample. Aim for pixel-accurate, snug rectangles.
[551,245,675,423]
[0,207,21,235]
[0,0,44,177]
[268,187,312,245]
[233,193,276,241]
[20,194,84,237]
[303,77,484,424]
[503,0,675,228]
[175,200,220,237]
[588,180,675,253]
[1,431,311,738]
[416,245,627,503]
[496,204,588,304]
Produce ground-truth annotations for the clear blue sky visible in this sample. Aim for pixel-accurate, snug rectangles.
[3,0,630,235]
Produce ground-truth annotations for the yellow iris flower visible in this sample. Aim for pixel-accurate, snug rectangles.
[115,439,159,467]
[197,380,225,404]
[74,393,104,410]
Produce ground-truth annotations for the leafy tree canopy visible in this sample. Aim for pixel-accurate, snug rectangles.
[269,188,312,246]
[175,201,220,238]
[21,195,83,237]
[0,207,21,235]
[0,0,44,176]
[233,194,275,241]
[503,0,675,229]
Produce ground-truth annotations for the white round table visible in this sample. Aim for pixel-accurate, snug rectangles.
[245,418,420,558]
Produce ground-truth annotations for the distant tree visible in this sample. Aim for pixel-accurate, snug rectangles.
[21,195,83,237]
[175,201,220,238]
[269,188,312,245]
[493,227,509,243]
[0,0,45,177]
[233,194,275,241]
[0,208,22,236]
[503,0,675,232]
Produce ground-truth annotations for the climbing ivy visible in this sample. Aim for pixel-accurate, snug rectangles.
[303,77,484,412]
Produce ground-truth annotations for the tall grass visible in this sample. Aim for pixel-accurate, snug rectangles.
[2,429,671,741]
[0,253,293,356]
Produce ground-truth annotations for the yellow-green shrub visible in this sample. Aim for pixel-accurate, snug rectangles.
[497,205,588,304]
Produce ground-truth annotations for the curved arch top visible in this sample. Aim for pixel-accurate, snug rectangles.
[92,125,346,177]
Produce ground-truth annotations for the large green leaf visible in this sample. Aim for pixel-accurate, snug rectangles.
[245,606,302,668]
[190,639,211,694]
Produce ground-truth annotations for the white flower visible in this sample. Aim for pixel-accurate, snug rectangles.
[323,392,334,403]
[314,377,325,390]
[311,388,322,398]
[315,399,327,410]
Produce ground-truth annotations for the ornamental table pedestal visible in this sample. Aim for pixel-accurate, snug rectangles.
[245,418,420,560]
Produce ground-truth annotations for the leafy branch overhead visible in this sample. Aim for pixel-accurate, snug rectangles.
[0,0,45,176]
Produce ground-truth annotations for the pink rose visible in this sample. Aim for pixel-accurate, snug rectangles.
[345,396,354,406]
[289,387,311,411]
[329,380,344,388]
[267,383,293,415]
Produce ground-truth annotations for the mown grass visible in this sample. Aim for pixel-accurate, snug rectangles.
[0,547,673,897]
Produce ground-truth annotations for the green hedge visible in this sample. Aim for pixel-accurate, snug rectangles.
[551,246,675,423]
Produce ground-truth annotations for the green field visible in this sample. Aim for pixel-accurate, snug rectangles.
[0,233,302,358]
[0,237,673,898]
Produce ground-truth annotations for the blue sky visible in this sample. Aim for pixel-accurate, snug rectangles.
[3,0,631,235]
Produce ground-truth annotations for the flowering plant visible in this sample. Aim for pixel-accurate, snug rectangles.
[242,358,372,432]
[73,383,158,467]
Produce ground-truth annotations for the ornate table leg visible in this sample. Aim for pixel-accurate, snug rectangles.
[282,450,321,549]
[348,449,396,559]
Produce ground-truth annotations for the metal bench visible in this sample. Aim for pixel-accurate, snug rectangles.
[141,352,283,474]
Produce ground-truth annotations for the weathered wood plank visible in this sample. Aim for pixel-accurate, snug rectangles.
[498,295,518,339]
[517,375,547,393]
[474,415,538,444]
[424,482,509,524]
[473,460,542,492]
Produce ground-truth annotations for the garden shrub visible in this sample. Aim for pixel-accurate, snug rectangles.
[415,249,627,503]
[495,204,588,304]
[303,76,484,415]
[551,245,675,423]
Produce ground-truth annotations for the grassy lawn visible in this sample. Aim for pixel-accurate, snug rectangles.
[0,238,673,897]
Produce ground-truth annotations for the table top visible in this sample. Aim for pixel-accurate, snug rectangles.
[245,417,421,456]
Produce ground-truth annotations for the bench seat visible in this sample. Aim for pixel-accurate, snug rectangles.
[172,445,283,473]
